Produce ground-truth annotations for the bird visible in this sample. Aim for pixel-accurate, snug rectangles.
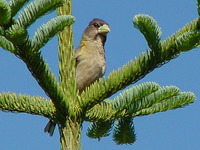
[75,18,110,93]
[44,18,110,136]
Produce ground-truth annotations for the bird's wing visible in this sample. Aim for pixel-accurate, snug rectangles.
[75,46,82,67]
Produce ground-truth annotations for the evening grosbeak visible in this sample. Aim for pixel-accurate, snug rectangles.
[44,18,110,136]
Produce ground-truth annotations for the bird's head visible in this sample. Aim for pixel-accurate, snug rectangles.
[82,18,110,45]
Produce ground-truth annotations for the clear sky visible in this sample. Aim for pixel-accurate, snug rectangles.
[1,0,200,150]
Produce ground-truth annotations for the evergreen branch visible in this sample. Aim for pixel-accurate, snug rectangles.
[159,34,178,62]
[0,26,5,35]
[0,0,11,25]
[57,2,78,119]
[112,82,159,112]
[0,35,15,52]
[19,52,66,123]
[85,101,114,122]
[85,84,194,121]
[6,24,28,46]
[0,92,55,119]
[81,51,159,109]
[133,14,162,51]
[32,15,75,51]
[174,18,200,37]
[9,0,31,17]
[127,86,180,115]
[113,118,136,145]
[175,29,200,51]
[87,121,113,140]
[197,0,200,16]
[17,0,65,28]
[81,17,200,110]
[134,92,195,116]
[0,26,4,35]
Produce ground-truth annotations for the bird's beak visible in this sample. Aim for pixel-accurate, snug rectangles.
[98,24,110,35]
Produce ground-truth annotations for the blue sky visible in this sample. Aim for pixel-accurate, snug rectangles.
[1,0,200,150]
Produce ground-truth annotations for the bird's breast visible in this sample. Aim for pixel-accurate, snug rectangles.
[76,55,106,93]
[75,41,106,93]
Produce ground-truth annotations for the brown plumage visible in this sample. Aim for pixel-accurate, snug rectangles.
[44,18,110,136]
[75,18,110,93]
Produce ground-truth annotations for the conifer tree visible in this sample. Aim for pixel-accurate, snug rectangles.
[0,0,200,149]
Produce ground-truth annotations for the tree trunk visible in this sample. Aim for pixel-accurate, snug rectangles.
[57,1,81,150]
[60,119,82,150]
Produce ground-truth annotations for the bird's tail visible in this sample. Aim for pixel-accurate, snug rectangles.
[44,120,56,136]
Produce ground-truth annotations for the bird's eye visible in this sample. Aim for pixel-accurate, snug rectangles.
[93,23,99,27]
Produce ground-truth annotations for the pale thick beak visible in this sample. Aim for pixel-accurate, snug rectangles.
[98,24,110,35]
